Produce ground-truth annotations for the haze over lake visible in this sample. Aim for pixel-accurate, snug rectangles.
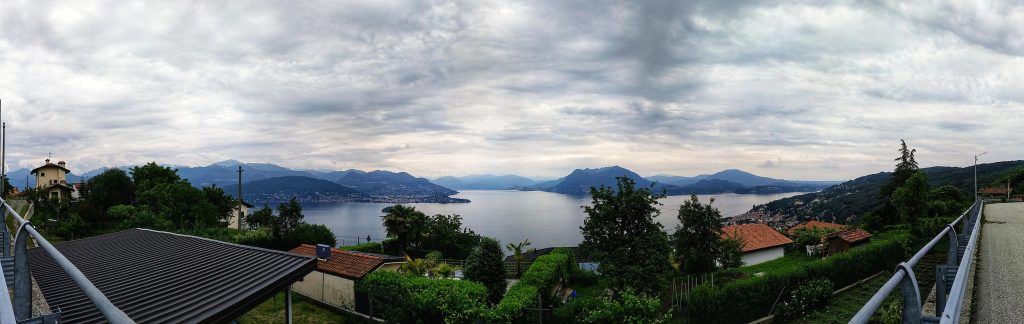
[303,190,806,248]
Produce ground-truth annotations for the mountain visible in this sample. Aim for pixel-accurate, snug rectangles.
[705,169,779,187]
[224,176,367,204]
[431,174,539,190]
[307,169,364,182]
[747,160,1024,224]
[337,170,457,197]
[542,166,658,195]
[532,166,839,196]
[646,174,709,186]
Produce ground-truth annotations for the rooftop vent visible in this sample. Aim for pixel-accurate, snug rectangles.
[316,244,331,260]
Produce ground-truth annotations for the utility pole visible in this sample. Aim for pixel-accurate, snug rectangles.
[975,152,986,198]
[237,165,244,230]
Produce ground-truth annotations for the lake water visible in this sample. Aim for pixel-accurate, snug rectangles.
[302,190,806,248]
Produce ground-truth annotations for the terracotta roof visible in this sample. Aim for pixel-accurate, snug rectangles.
[979,187,1010,195]
[829,229,872,244]
[721,224,794,253]
[290,244,403,280]
[31,162,71,174]
[786,220,846,235]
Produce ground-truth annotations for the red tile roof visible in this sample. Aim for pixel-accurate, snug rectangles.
[721,224,794,253]
[786,220,846,235]
[830,229,872,244]
[979,187,1010,195]
[290,244,398,280]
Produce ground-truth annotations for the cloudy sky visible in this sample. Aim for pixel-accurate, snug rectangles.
[0,0,1021,180]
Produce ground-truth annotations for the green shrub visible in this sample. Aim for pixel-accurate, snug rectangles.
[522,253,570,295]
[775,279,834,320]
[570,269,600,286]
[556,290,667,323]
[686,234,909,323]
[358,271,488,323]
[465,237,507,304]
[490,282,539,322]
[340,242,384,254]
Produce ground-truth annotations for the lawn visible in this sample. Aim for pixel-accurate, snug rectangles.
[739,251,817,275]
[238,292,353,324]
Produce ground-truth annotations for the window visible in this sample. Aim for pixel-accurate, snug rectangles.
[40,172,45,177]
[50,192,58,200]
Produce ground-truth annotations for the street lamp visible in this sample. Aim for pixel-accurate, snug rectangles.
[975,152,987,198]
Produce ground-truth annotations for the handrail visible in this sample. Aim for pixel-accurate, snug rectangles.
[0,238,16,323]
[939,200,984,323]
[0,197,135,323]
[850,199,982,323]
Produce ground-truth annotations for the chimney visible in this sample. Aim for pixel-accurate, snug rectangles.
[316,244,332,260]
[45,158,50,164]
[58,161,66,167]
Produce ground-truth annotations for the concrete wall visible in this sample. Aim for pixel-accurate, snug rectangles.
[741,246,785,266]
[292,271,357,310]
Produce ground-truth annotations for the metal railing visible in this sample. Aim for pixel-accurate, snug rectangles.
[850,199,984,323]
[0,197,135,323]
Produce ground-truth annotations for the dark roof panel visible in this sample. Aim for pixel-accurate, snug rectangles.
[28,229,315,323]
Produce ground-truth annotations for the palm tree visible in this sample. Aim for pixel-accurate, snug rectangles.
[505,239,531,278]
[381,204,427,255]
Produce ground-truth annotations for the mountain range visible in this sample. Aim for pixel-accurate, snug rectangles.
[746,160,1024,224]
[518,166,841,195]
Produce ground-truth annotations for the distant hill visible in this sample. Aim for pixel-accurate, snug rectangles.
[337,170,457,197]
[646,174,709,186]
[748,160,1024,224]
[704,169,779,187]
[225,176,367,204]
[431,174,539,190]
[531,166,838,195]
[541,166,658,195]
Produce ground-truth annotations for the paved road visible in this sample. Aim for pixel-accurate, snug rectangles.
[972,202,1024,323]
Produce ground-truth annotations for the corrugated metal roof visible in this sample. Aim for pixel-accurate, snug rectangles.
[28,229,315,323]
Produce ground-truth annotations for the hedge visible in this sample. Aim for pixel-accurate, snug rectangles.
[490,282,539,322]
[358,271,488,323]
[488,250,576,323]
[339,241,384,254]
[521,253,571,295]
[686,234,910,323]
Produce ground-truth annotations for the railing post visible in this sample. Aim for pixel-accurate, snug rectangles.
[2,206,8,257]
[14,222,32,319]
[896,263,922,324]
[935,265,948,316]
[944,226,958,268]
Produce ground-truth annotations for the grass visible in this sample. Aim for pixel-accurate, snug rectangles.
[238,292,353,324]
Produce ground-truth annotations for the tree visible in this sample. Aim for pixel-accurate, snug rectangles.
[276,197,304,237]
[201,185,235,227]
[287,223,337,248]
[0,175,14,198]
[109,204,171,230]
[464,237,506,304]
[130,162,181,194]
[717,235,745,269]
[893,172,929,225]
[381,204,428,255]
[580,177,672,295]
[245,205,274,230]
[421,214,480,259]
[673,195,724,275]
[506,239,531,278]
[878,140,920,225]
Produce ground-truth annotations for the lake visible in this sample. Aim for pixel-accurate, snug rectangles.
[302,190,806,249]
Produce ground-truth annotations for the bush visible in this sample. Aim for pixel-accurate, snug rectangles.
[359,271,488,323]
[339,242,384,254]
[570,269,600,286]
[286,223,337,248]
[686,234,909,323]
[775,279,834,320]
[490,282,539,322]
[521,253,571,296]
[556,290,667,323]
[464,237,507,304]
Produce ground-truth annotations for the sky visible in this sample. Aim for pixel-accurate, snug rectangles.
[0,0,1021,180]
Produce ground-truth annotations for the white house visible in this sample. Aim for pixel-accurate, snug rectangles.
[721,224,794,266]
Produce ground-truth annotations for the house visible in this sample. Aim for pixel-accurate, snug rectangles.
[289,244,405,313]
[786,220,846,236]
[979,186,1011,197]
[720,224,794,266]
[30,159,73,201]
[228,200,253,229]
[825,229,872,256]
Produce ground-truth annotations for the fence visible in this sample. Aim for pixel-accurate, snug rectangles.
[669,273,716,309]
[850,199,984,323]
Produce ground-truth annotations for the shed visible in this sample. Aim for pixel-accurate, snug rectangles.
[721,224,794,266]
[289,244,405,313]
[825,229,872,256]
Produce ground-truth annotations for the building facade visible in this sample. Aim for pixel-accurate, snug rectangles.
[31,159,73,201]
[289,244,404,312]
